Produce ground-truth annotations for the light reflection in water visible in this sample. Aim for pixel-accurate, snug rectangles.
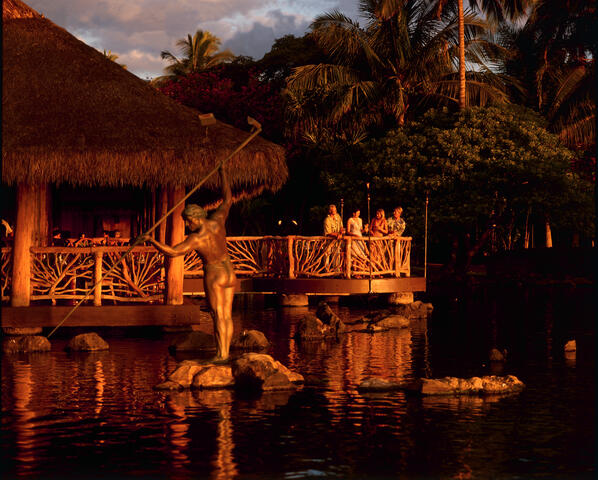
[12,361,37,475]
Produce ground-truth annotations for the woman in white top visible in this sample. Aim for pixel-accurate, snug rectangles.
[346,209,363,236]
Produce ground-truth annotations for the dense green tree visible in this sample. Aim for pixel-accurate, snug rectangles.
[323,105,594,268]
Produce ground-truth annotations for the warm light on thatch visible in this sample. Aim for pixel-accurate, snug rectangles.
[2,0,287,197]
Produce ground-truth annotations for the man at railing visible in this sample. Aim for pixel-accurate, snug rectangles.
[140,165,235,363]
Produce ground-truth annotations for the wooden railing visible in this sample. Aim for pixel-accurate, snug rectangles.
[1,236,411,304]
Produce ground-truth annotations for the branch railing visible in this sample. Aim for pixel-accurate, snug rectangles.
[1,236,411,304]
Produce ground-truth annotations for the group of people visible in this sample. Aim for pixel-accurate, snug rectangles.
[324,204,406,239]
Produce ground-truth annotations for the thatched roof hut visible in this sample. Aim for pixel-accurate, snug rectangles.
[2,0,287,196]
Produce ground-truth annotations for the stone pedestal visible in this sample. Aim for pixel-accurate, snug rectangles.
[388,292,414,305]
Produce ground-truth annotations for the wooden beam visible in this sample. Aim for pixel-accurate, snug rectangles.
[11,183,36,306]
[1,305,212,328]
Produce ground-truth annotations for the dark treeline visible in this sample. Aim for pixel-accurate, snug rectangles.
[151,0,595,271]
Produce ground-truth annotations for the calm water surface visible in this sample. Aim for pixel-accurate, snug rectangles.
[1,285,595,479]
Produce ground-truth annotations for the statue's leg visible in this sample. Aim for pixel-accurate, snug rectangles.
[204,266,235,361]
[219,285,235,359]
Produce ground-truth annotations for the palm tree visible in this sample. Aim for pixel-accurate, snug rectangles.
[158,30,234,80]
[499,0,594,148]
[102,49,127,69]
[286,0,508,144]
[435,0,534,109]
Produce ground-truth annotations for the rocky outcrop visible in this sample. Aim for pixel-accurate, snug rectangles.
[315,302,346,334]
[231,330,270,351]
[65,332,109,351]
[3,335,51,353]
[155,353,303,392]
[232,353,304,391]
[403,375,525,395]
[155,360,234,390]
[169,331,214,352]
[392,301,433,320]
[294,314,334,340]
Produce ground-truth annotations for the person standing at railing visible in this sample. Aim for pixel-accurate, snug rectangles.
[370,209,388,237]
[323,204,344,238]
[388,207,406,237]
[140,165,235,363]
[346,209,363,237]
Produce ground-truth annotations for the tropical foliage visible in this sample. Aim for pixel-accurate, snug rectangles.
[154,30,234,84]
[285,0,510,146]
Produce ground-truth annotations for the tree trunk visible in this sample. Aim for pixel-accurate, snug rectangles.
[545,218,553,248]
[165,186,185,305]
[458,0,466,109]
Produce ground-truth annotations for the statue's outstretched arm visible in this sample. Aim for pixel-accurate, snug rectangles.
[142,235,196,257]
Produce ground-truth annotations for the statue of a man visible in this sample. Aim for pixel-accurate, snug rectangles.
[142,165,236,362]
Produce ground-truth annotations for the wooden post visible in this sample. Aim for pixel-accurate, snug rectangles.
[93,251,103,306]
[345,237,352,279]
[158,187,168,244]
[394,238,401,277]
[151,188,157,240]
[166,186,185,305]
[11,183,36,306]
[288,236,295,279]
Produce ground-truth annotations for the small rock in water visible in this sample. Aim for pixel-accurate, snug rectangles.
[191,365,235,389]
[294,314,334,340]
[404,375,525,396]
[358,377,402,392]
[564,340,576,352]
[65,332,109,351]
[489,348,508,362]
[231,330,270,350]
[316,302,346,334]
[232,352,303,391]
[3,335,51,353]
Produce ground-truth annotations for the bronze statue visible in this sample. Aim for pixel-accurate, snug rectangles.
[141,166,236,362]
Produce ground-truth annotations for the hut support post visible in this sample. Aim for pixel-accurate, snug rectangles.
[395,238,401,277]
[166,187,185,305]
[11,183,47,306]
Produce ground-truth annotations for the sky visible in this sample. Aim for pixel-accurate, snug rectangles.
[27,0,361,80]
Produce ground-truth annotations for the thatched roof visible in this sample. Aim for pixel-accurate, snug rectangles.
[2,0,287,197]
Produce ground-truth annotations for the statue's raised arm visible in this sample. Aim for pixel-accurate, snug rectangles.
[210,164,232,224]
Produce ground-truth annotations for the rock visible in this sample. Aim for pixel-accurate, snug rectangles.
[294,314,333,340]
[169,331,214,352]
[154,380,183,391]
[564,340,576,352]
[231,330,270,351]
[191,365,235,389]
[232,353,303,391]
[358,377,402,392]
[3,335,51,353]
[489,348,508,362]
[278,294,309,307]
[393,301,433,320]
[387,292,414,305]
[66,332,109,351]
[365,324,384,333]
[2,327,43,336]
[315,302,346,334]
[374,314,409,329]
[404,375,525,395]
[168,360,207,388]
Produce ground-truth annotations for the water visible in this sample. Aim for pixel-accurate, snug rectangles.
[1,285,595,479]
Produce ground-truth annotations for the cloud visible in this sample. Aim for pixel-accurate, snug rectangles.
[26,0,362,78]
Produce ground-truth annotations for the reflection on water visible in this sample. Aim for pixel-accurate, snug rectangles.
[1,285,595,479]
